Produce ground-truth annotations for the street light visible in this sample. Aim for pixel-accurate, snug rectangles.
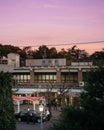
[39,104,44,130]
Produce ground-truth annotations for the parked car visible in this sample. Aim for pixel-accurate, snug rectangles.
[15,110,41,124]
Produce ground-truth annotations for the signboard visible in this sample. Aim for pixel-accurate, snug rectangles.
[26,59,66,67]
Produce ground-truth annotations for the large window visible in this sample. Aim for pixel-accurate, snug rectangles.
[61,72,78,82]
[0,59,8,64]
[13,74,30,83]
[35,72,56,82]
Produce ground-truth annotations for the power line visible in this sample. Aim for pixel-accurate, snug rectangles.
[18,40,104,47]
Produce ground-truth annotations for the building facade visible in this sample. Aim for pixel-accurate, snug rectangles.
[0,53,93,106]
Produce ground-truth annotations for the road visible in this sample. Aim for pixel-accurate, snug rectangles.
[15,105,60,130]
[16,121,53,130]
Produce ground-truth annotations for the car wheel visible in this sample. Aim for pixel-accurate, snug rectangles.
[37,119,41,123]
[33,120,36,124]
[18,118,21,122]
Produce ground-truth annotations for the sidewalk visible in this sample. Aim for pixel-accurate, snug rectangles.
[51,108,61,120]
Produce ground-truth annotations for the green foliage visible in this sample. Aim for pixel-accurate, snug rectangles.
[0,43,90,64]
[80,66,104,130]
[50,66,104,130]
[0,44,22,57]
[50,106,88,130]
[90,50,104,66]
[0,43,104,66]
[83,67,104,98]
[0,72,16,130]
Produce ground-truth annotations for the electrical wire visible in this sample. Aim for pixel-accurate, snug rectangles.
[18,40,104,48]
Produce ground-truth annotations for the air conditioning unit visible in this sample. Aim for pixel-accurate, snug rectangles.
[79,81,84,87]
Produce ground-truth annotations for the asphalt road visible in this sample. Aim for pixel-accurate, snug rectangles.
[16,121,53,130]
[15,105,60,130]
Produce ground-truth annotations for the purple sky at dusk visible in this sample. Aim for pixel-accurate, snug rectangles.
[0,0,104,54]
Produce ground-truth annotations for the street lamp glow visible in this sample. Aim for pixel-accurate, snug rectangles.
[39,104,44,112]
[57,91,61,95]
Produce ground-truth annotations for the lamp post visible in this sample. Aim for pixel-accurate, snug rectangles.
[39,104,44,130]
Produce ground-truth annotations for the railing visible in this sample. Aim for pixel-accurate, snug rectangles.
[12,82,83,89]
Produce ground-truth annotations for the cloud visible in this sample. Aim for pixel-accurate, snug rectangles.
[43,4,62,9]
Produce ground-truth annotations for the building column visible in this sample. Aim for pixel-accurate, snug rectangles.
[78,68,83,83]
[30,68,35,84]
[33,101,36,112]
[56,68,61,83]
[17,101,20,113]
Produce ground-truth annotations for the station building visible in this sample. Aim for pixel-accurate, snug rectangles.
[0,53,93,106]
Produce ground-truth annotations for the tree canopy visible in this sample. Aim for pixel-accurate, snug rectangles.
[50,66,104,130]
[0,71,16,130]
[0,43,104,66]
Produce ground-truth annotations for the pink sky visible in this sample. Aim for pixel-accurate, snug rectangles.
[0,0,104,54]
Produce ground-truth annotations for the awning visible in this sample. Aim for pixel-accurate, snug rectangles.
[12,95,25,101]
[12,95,44,101]
[12,95,45,113]
[25,96,40,101]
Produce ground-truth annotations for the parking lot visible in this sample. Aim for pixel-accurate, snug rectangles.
[16,120,53,130]
[15,104,60,130]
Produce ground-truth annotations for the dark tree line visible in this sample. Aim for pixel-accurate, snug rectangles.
[50,66,104,130]
[0,44,104,66]
[0,72,16,130]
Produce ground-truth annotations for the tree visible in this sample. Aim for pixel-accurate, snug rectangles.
[68,45,89,61]
[80,66,104,130]
[50,66,104,130]
[22,46,34,59]
[0,44,22,57]
[48,47,58,58]
[44,82,70,117]
[57,48,67,58]
[0,72,16,130]
[90,49,104,65]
